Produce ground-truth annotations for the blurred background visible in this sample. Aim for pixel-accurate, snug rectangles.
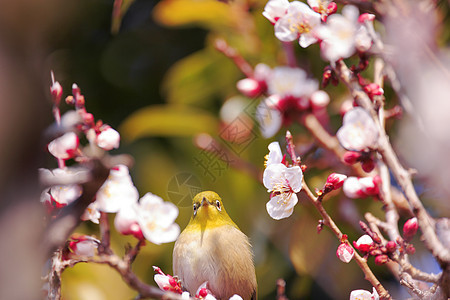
[1,0,449,299]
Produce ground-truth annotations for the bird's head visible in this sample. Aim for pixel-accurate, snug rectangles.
[189,191,237,229]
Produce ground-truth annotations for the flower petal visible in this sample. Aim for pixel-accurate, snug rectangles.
[266,193,298,220]
[263,163,288,190]
[285,166,303,192]
[267,141,283,165]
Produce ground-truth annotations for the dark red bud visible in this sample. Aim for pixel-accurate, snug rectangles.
[343,151,362,165]
[361,159,375,173]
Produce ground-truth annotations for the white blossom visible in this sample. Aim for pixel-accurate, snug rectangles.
[97,127,120,150]
[256,96,283,138]
[69,236,99,257]
[81,202,101,224]
[336,107,379,151]
[267,67,318,99]
[95,165,139,213]
[40,168,82,207]
[317,5,369,62]
[114,204,143,240]
[48,132,79,160]
[342,176,365,199]
[265,141,283,166]
[136,193,180,244]
[349,287,379,300]
[263,0,290,24]
[263,163,303,219]
[274,1,321,48]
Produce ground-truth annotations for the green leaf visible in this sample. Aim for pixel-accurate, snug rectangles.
[162,48,239,106]
[152,0,233,30]
[119,105,219,141]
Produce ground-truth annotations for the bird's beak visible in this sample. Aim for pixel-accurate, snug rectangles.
[201,197,210,207]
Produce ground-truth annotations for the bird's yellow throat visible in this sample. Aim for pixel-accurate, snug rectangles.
[185,191,238,232]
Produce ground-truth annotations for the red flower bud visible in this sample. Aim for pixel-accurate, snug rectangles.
[386,241,397,253]
[336,243,354,263]
[326,173,347,190]
[361,159,375,173]
[364,83,384,100]
[403,217,418,242]
[406,244,416,255]
[326,2,337,14]
[343,151,362,165]
[374,254,389,265]
[358,13,375,23]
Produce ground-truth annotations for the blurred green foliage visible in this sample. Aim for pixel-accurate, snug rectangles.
[51,0,412,299]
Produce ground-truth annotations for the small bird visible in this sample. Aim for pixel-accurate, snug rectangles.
[173,191,257,300]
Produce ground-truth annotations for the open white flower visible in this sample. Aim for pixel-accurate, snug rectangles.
[40,168,82,207]
[263,163,303,219]
[349,287,379,300]
[274,1,321,47]
[263,0,290,24]
[267,67,318,99]
[136,193,180,244]
[336,107,379,151]
[317,5,364,62]
[114,204,144,240]
[95,165,139,213]
[256,96,283,138]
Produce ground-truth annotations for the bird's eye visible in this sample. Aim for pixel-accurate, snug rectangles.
[215,200,221,211]
[193,204,198,216]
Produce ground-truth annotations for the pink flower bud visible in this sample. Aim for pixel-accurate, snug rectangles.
[406,244,416,255]
[374,254,389,265]
[50,81,63,106]
[386,241,397,253]
[343,151,362,165]
[354,234,374,253]
[336,243,354,263]
[326,2,337,15]
[154,274,182,294]
[97,127,120,150]
[237,78,263,98]
[364,83,384,100]
[48,132,79,160]
[361,159,375,173]
[310,90,330,109]
[358,13,375,23]
[326,173,347,190]
[403,217,418,242]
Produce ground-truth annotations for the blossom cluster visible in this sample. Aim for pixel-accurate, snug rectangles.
[153,267,243,300]
[237,63,326,138]
[263,0,374,61]
[41,79,180,250]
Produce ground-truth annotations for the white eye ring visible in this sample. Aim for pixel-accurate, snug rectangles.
[193,204,198,216]
[215,200,221,211]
